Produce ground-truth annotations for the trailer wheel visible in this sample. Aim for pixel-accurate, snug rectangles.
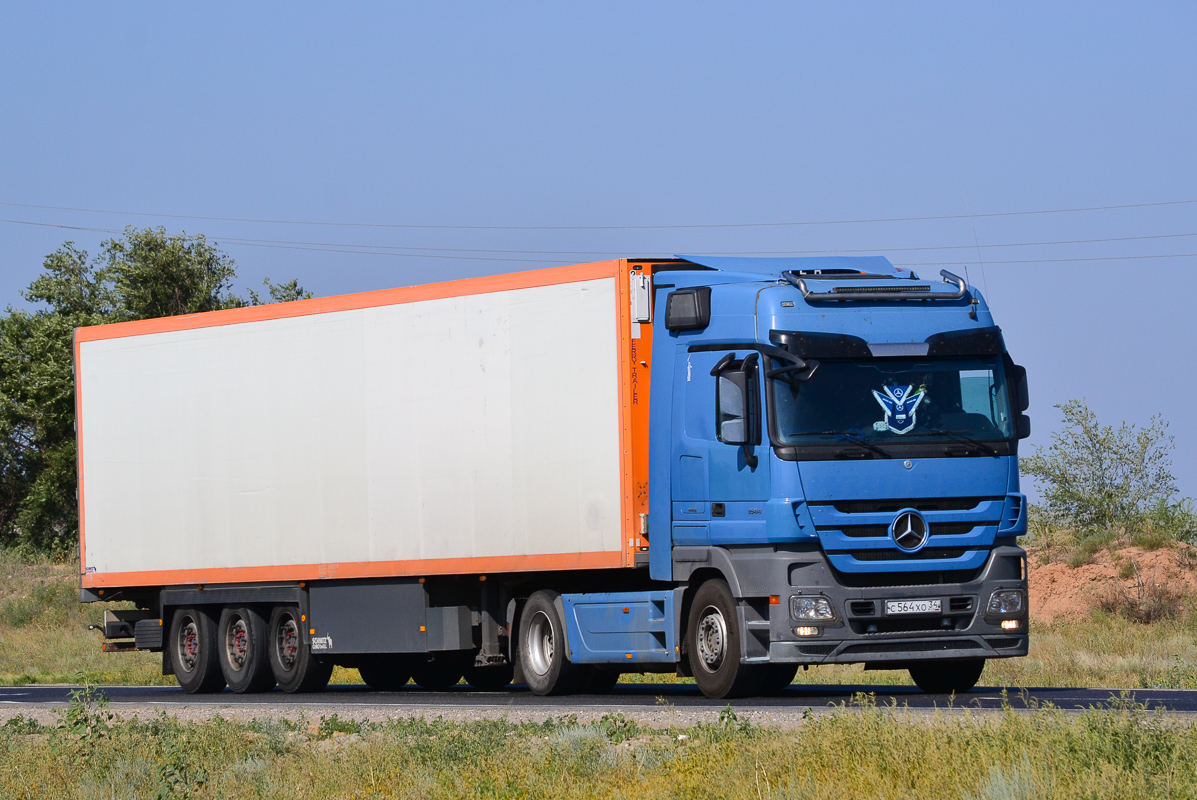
[518,590,579,696]
[909,659,985,694]
[686,580,763,699]
[411,652,468,690]
[216,607,275,693]
[358,656,411,691]
[464,661,514,691]
[268,606,333,693]
[169,608,226,694]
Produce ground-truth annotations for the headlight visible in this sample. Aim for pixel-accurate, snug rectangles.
[790,595,835,621]
[987,589,1025,615]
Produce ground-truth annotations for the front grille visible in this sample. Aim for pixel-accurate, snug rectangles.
[796,644,837,655]
[826,497,1001,514]
[949,597,973,613]
[835,521,999,539]
[840,639,983,655]
[849,601,876,616]
[986,637,1024,649]
[848,548,971,561]
[851,617,970,634]
[834,567,986,588]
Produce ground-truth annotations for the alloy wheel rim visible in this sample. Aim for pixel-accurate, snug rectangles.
[225,616,249,672]
[696,605,727,672]
[526,611,555,677]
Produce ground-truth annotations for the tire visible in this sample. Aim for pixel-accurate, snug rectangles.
[217,607,276,693]
[578,667,620,694]
[358,656,411,691]
[518,590,580,696]
[169,608,226,694]
[464,661,515,691]
[761,664,799,695]
[909,659,986,694]
[267,606,333,693]
[411,652,468,691]
[686,580,764,699]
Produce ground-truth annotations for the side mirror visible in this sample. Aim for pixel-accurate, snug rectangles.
[712,352,760,467]
[718,373,750,444]
[1017,414,1031,440]
[1010,364,1029,412]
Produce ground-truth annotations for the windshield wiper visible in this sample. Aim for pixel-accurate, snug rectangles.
[814,430,892,459]
[914,429,999,457]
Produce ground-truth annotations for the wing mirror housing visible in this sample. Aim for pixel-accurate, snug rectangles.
[712,352,761,467]
[1017,414,1031,440]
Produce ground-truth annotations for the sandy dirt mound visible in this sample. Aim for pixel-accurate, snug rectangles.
[1027,542,1197,623]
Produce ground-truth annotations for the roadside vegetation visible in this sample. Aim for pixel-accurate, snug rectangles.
[1,690,1195,799]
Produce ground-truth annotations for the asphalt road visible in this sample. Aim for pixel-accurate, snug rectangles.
[2,683,1194,715]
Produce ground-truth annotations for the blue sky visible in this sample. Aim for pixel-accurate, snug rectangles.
[2,3,1195,497]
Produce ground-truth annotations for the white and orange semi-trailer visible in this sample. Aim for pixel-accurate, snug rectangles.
[79,256,1030,698]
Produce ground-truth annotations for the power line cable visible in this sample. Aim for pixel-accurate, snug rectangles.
[1,197,1195,231]
[3,216,1196,258]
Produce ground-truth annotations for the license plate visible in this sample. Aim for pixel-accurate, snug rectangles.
[885,598,942,615]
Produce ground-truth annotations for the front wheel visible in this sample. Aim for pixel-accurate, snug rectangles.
[909,659,985,694]
[267,606,333,693]
[686,580,763,699]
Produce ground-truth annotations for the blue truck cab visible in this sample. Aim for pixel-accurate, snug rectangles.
[559,255,1030,698]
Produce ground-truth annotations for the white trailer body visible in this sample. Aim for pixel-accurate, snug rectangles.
[76,262,645,589]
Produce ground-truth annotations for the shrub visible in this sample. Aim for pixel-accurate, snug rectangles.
[1022,399,1196,541]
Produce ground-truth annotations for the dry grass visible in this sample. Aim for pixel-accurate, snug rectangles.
[3,552,1196,692]
[1,694,1195,799]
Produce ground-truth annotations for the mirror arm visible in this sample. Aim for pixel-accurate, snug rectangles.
[710,353,736,377]
[741,443,758,469]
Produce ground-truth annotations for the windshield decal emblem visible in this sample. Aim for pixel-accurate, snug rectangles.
[890,509,929,552]
[872,384,925,435]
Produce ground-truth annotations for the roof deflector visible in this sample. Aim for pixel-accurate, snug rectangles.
[677,255,902,276]
[787,269,968,302]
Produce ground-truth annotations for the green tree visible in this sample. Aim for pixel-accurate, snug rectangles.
[0,227,311,555]
[1021,398,1190,535]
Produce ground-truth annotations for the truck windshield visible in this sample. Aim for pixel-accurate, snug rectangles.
[771,355,1014,444]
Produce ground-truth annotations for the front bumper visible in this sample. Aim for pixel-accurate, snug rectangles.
[725,543,1028,665]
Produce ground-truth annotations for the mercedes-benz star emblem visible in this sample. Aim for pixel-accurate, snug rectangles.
[890,509,929,552]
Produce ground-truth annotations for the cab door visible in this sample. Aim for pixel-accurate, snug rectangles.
[672,348,770,545]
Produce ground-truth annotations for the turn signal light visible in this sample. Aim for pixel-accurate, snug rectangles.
[795,626,821,637]
[1001,619,1021,630]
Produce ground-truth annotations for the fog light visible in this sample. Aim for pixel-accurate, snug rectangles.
[790,595,835,621]
[987,589,1025,615]
[795,626,821,637]
[1001,619,1021,631]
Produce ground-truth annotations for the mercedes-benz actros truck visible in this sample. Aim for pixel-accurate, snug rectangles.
[77,255,1030,698]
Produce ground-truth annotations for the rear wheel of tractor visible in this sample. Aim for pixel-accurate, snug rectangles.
[518,590,580,696]
[761,664,799,695]
[217,607,275,693]
[464,660,515,691]
[358,656,411,691]
[578,667,620,694]
[268,606,332,693]
[909,659,986,694]
[169,608,226,694]
[411,652,468,691]
[686,580,764,699]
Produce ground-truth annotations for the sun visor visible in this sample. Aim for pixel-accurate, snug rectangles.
[677,255,901,276]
